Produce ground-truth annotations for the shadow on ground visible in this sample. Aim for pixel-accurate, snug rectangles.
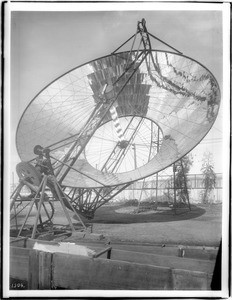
[83,204,206,224]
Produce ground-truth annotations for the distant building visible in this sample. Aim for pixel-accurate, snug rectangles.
[116,173,222,203]
[10,173,222,204]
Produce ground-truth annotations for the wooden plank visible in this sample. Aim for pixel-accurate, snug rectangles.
[29,238,214,274]
[10,237,27,248]
[172,269,209,290]
[109,249,215,274]
[182,248,217,261]
[10,245,53,290]
[10,244,215,290]
[93,247,112,259]
[26,238,218,261]
[39,251,52,289]
[78,245,215,274]
[10,247,30,281]
[28,249,40,289]
[73,240,218,260]
[53,252,172,290]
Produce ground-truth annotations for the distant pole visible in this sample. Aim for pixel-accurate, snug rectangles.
[12,172,14,192]
[133,144,137,169]
[155,128,160,201]
[173,163,177,215]
[133,143,138,205]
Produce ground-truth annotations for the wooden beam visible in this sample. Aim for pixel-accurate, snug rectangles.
[172,269,211,290]
[10,247,30,281]
[53,252,172,290]
[11,246,53,289]
[28,249,40,289]
[108,249,215,274]
[39,251,52,289]
[10,243,216,290]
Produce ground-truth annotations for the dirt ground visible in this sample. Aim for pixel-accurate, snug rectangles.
[12,201,222,247]
[84,203,222,247]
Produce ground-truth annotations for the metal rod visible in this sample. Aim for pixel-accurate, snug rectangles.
[35,201,44,229]
[53,105,103,177]
[137,180,145,211]
[133,144,137,169]
[10,182,24,211]
[13,201,18,230]
[112,50,146,86]
[31,175,48,238]
[17,177,45,237]
[111,33,136,54]
[155,128,160,201]
[87,189,104,210]
[52,179,76,232]
[113,118,144,173]
[94,182,131,211]
[42,202,53,224]
[48,103,102,150]
[56,181,87,230]
[137,119,155,211]
[10,199,32,221]
[100,117,135,172]
[147,31,182,54]
[173,164,177,215]
[125,28,140,69]
[50,154,106,187]
[125,30,139,67]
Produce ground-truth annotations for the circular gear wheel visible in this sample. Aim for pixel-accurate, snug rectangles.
[16,162,42,186]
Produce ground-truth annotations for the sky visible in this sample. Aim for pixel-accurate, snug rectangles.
[9,3,227,182]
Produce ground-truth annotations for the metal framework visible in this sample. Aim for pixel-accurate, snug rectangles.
[11,19,220,233]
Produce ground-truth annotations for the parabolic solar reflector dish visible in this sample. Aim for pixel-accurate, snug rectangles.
[16,50,220,188]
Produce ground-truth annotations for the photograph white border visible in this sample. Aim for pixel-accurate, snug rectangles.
[3,1,230,298]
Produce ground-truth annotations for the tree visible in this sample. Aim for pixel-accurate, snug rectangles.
[174,154,193,204]
[201,151,216,203]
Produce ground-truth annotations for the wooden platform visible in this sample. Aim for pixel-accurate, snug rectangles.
[10,237,217,290]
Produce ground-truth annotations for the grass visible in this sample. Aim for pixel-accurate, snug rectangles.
[78,203,222,247]
[85,204,206,224]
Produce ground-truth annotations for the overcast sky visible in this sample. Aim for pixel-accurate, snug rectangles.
[9,4,226,178]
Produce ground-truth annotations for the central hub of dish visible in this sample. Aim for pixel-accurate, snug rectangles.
[117,140,129,149]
